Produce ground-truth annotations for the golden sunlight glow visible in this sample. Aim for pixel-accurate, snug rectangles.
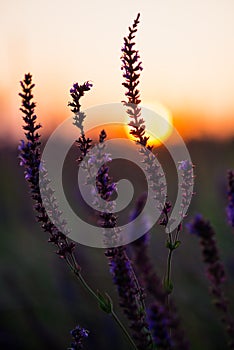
[124,102,173,147]
[2,1,234,142]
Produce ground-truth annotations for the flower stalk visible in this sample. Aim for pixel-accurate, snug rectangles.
[188,215,234,349]
[68,81,141,350]
[19,73,138,350]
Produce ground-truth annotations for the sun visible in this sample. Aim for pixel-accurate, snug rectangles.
[124,102,173,147]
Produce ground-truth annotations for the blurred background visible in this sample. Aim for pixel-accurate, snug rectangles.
[1,0,234,349]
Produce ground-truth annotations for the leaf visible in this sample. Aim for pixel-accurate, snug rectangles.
[166,240,173,250]
[174,240,181,249]
[163,279,173,294]
[97,291,113,314]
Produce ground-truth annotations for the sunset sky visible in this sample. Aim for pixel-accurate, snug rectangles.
[1,0,234,142]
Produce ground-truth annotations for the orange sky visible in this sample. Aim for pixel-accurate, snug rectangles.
[1,0,234,143]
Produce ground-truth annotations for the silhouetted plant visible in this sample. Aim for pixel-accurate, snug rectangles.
[121,13,190,349]
[18,12,234,350]
[68,79,154,350]
[188,215,234,349]
[227,170,234,228]
[19,74,140,350]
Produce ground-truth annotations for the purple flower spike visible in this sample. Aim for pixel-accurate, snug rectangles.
[121,13,150,147]
[19,73,78,265]
[226,170,234,228]
[187,214,234,348]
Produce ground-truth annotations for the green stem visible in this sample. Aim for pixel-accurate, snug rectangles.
[112,310,138,350]
[165,224,182,303]
[65,256,139,350]
[165,232,174,300]
[75,269,100,301]
[173,224,181,246]
[166,249,173,291]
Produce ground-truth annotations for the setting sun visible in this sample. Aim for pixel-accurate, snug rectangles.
[69,102,173,146]
[124,102,173,147]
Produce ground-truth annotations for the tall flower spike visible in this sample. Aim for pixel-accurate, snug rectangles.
[188,215,234,349]
[69,84,153,349]
[122,15,188,347]
[69,85,117,240]
[226,170,234,228]
[106,246,154,350]
[121,13,149,147]
[130,196,189,350]
[19,73,77,264]
[121,13,142,106]
[89,135,154,348]
[90,136,153,348]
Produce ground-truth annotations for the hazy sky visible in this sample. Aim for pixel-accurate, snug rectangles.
[1,0,234,141]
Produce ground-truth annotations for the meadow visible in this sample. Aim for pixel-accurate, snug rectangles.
[1,137,234,349]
